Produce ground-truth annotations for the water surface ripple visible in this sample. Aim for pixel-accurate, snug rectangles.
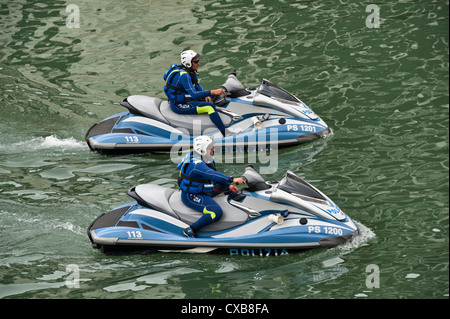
[0,0,448,299]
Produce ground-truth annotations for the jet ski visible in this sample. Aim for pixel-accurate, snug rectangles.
[85,71,331,154]
[87,166,359,255]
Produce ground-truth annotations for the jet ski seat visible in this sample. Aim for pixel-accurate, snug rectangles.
[122,95,233,134]
[168,191,249,232]
[133,184,249,232]
[159,102,233,134]
[122,95,168,123]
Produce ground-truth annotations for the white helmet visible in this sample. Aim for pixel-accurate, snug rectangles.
[181,50,200,68]
[193,135,215,162]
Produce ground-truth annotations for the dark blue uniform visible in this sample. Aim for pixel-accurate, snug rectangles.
[164,65,226,135]
[177,153,233,233]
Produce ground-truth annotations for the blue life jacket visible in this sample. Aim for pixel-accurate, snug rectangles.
[164,64,203,105]
[163,64,187,105]
[176,153,214,194]
[163,64,200,105]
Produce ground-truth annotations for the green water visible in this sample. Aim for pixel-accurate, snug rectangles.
[0,0,448,300]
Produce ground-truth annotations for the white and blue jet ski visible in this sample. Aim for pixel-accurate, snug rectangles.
[87,166,358,255]
[85,71,331,154]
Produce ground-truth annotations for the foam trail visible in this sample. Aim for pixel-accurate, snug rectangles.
[338,221,376,253]
[38,135,85,149]
[0,135,86,153]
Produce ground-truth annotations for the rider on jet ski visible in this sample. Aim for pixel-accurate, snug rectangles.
[164,50,227,136]
[177,136,245,237]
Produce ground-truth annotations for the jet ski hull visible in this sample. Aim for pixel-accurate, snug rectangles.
[85,112,331,154]
[86,76,331,154]
[88,202,358,255]
[87,169,359,255]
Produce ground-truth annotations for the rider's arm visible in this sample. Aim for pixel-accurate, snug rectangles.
[196,82,206,92]
[191,162,232,186]
[179,73,211,101]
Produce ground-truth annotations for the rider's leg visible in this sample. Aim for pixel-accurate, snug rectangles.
[194,102,226,136]
[172,101,226,136]
[181,192,223,234]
